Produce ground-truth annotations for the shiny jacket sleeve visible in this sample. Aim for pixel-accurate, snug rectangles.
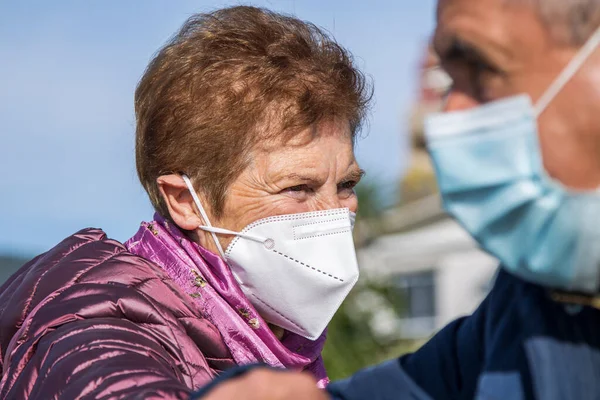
[0,231,223,399]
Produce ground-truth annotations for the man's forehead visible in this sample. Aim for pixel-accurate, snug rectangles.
[435,0,506,42]
[434,1,501,57]
[434,0,541,63]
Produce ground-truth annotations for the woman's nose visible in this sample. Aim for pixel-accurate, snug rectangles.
[314,192,344,211]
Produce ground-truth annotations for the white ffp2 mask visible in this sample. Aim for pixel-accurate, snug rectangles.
[182,175,360,340]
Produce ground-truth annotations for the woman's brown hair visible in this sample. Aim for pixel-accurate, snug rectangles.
[135,6,372,218]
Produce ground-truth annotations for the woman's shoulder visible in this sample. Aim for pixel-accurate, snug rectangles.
[0,228,165,338]
[0,228,159,296]
[0,228,222,327]
[0,228,235,382]
[0,228,236,396]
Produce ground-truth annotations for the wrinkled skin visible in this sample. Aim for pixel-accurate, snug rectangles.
[157,119,362,336]
[158,119,362,255]
[435,0,600,189]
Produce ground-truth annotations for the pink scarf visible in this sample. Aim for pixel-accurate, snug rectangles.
[125,213,329,387]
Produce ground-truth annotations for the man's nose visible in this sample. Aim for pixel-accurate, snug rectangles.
[444,91,480,112]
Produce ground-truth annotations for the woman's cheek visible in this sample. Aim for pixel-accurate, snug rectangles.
[254,195,311,217]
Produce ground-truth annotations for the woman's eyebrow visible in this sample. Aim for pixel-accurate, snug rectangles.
[282,173,324,184]
[279,169,365,184]
[340,169,366,182]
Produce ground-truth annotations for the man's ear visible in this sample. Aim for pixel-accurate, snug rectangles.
[157,174,205,231]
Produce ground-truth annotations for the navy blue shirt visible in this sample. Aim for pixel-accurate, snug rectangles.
[327,269,600,399]
[191,269,600,399]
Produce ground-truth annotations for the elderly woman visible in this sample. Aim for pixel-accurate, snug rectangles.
[0,6,370,399]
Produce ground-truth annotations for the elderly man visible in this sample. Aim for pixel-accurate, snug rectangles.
[193,0,600,399]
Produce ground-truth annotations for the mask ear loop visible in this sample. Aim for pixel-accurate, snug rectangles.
[182,174,227,259]
[535,26,600,118]
[199,226,271,249]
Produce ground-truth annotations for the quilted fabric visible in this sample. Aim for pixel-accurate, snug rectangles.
[0,229,235,399]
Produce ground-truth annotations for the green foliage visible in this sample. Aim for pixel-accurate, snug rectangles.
[322,177,419,380]
[354,179,384,219]
[322,291,387,379]
[322,282,419,380]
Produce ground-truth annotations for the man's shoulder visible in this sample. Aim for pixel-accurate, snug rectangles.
[394,269,600,400]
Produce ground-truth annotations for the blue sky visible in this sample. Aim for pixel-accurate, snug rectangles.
[0,1,436,256]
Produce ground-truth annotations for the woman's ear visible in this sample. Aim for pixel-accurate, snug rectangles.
[156,174,205,231]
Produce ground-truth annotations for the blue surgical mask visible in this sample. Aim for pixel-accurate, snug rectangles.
[425,27,600,294]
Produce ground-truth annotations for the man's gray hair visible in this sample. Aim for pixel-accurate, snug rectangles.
[514,0,600,45]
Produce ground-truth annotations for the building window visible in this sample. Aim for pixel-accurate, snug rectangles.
[394,271,436,319]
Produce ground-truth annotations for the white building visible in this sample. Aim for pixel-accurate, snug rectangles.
[351,44,499,341]
[356,194,498,340]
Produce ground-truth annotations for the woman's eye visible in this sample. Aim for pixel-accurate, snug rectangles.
[338,181,358,196]
[340,180,356,189]
[281,185,313,199]
[287,185,310,192]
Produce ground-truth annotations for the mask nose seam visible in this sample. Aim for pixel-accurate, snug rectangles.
[293,217,347,228]
[293,229,352,241]
[225,209,350,256]
[292,217,351,241]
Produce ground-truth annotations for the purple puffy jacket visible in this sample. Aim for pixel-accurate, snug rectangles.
[0,229,234,399]
[0,214,328,399]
